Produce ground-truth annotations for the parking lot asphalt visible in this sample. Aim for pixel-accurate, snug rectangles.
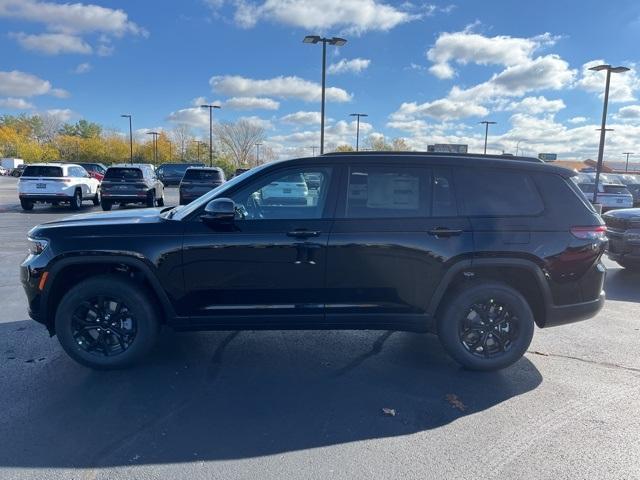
[0,175,639,480]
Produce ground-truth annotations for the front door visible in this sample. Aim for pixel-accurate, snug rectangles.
[180,165,336,326]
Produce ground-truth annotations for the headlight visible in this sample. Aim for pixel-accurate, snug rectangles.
[28,237,48,255]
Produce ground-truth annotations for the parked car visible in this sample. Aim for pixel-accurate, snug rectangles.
[260,172,309,205]
[76,162,107,181]
[18,163,100,211]
[100,164,164,210]
[574,178,633,211]
[234,168,250,177]
[605,173,640,206]
[156,163,204,186]
[602,208,640,270]
[21,152,606,370]
[11,164,26,177]
[0,166,8,176]
[179,167,225,205]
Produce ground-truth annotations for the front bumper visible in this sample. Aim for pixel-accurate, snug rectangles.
[20,258,46,326]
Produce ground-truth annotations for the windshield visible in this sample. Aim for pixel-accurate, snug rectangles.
[104,167,143,180]
[170,162,271,220]
[21,166,63,177]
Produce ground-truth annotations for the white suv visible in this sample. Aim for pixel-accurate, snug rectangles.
[18,163,101,211]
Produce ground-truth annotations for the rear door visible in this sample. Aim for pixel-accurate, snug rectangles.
[325,162,472,326]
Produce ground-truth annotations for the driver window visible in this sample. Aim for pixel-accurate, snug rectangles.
[230,167,332,220]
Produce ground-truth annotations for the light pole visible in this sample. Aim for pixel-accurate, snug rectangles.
[146,131,159,165]
[515,140,524,156]
[623,152,634,173]
[201,104,221,167]
[308,146,318,156]
[303,35,347,155]
[479,121,496,155]
[590,64,629,204]
[255,143,262,165]
[349,113,368,151]
[121,114,133,164]
[196,140,205,162]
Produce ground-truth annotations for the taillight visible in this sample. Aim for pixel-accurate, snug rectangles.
[571,225,607,240]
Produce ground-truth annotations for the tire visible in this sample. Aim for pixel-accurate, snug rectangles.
[146,190,156,208]
[54,275,159,370]
[437,282,535,371]
[92,189,101,206]
[20,199,34,211]
[157,191,164,207]
[70,189,82,210]
[101,199,112,211]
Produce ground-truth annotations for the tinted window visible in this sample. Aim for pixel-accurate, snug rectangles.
[432,168,457,216]
[22,166,63,177]
[457,169,544,216]
[183,169,224,181]
[346,166,428,218]
[578,183,595,194]
[604,185,629,194]
[231,167,331,220]
[105,168,143,180]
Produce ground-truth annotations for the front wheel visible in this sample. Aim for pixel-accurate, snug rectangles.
[92,189,101,206]
[100,199,112,211]
[146,190,156,208]
[157,191,164,207]
[437,282,534,371]
[54,275,159,369]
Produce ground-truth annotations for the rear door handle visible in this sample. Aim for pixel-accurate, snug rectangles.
[428,227,463,238]
[287,229,321,239]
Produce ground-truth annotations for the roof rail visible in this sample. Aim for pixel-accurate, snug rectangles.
[321,150,543,163]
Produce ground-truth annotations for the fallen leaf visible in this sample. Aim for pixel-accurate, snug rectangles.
[446,394,466,412]
[382,407,396,417]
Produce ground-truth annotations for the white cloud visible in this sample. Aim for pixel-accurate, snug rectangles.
[426,31,560,79]
[166,107,210,129]
[576,60,640,103]
[213,0,418,34]
[45,108,73,122]
[210,75,352,102]
[0,0,146,36]
[328,58,371,75]
[239,115,273,130]
[391,98,488,122]
[73,62,92,74]
[10,32,92,55]
[0,97,34,109]
[280,111,321,125]
[568,116,587,124]
[1,0,147,56]
[224,96,280,110]
[498,96,566,114]
[0,70,66,98]
[616,105,640,119]
[190,96,208,107]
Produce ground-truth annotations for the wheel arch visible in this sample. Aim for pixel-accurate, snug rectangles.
[41,254,176,334]
[428,258,552,329]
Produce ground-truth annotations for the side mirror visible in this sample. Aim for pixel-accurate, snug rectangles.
[201,197,236,225]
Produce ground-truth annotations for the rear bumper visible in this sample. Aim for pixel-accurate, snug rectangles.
[19,194,72,202]
[102,193,147,202]
[544,291,605,327]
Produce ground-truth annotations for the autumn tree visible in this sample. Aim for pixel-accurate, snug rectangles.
[214,119,265,167]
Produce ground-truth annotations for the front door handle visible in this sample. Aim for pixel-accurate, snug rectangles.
[287,229,321,239]
[428,227,463,238]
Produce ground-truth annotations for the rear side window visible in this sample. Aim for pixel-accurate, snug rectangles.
[346,166,428,218]
[456,169,544,216]
[22,166,63,177]
[105,168,143,180]
[183,169,224,181]
[603,185,629,194]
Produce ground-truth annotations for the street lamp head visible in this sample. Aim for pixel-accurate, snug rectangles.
[589,64,611,72]
[611,66,630,73]
[329,37,347,46]
[121,114,131,118]
[479,120,497,125]
[350,113,368,117]
[303,35,321,44]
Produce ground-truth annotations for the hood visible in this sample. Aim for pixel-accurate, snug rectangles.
[30,207,168,235]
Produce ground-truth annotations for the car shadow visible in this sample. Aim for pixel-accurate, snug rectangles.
[603,265,640,303]
[0,320,542,469]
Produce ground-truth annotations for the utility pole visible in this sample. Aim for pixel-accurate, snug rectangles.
[255,143,262,165]
[349,113,368,151]
[623,152,634,173]
[201,104,221,167]
[479,120,496,155]
[121,114,133,164]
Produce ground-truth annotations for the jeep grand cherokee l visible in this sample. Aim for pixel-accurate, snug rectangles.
[100,164,164,210]
[21,152,606,370]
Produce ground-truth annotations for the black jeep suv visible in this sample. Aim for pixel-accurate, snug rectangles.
[21,153,607,370]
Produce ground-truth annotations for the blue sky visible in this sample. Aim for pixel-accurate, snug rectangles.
[1,0,640,161]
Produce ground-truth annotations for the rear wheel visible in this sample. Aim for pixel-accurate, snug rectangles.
[20,199,34,211]
[70,189,82,210]
[92,189,101,206]
[146,190,156,208]
[100,199,112,211]
[54,275,159,369]
[157,190,164,207]
[437,282,534,371]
